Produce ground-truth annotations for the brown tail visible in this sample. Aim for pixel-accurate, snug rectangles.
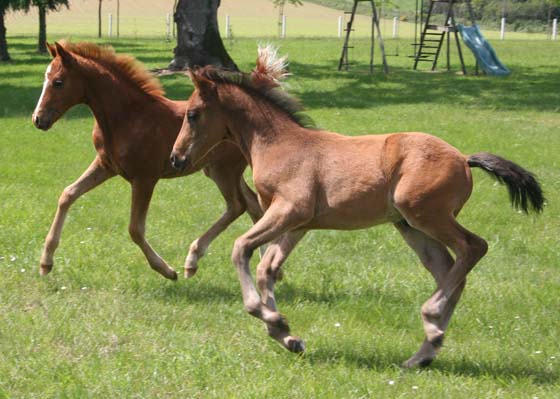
[467,152,545,214]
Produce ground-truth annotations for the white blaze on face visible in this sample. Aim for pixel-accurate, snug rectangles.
[33,62,53,116]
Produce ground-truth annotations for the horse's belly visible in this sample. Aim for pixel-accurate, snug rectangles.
[307,196,401,230]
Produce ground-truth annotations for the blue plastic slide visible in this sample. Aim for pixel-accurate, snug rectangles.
[457,24,510,76]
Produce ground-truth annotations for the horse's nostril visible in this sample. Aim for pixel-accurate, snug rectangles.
[34,115,40,127]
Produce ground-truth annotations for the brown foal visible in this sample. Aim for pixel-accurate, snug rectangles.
[32,41,262,280]
[170,46,544,367]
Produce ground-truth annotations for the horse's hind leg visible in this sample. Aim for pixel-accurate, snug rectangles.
[183,163,256,278]
[129,178,177,280]
[40,157,114,275]
[396,213,487,366]
[395,221,466,368]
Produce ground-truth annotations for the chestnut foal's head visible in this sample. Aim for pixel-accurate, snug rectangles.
[32,42,87,131]
[170,71,229,171]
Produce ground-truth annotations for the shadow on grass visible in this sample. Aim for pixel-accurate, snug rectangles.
[289,61,560,113]
[144,277,417,312]
[307,346,559,385]
[4,41,559,119]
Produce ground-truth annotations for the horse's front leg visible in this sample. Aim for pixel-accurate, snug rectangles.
[256,230,306,346]
[183,164,251,278]
[40,157,115,275]
[231,200,311,353]
[129,178,177,280]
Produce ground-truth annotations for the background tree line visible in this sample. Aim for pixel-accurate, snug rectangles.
[1,0,68,61]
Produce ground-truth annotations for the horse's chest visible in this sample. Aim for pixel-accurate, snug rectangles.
[93,130,145,179]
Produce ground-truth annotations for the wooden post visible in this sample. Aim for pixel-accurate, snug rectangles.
[281,14,287,39]
[225,15,231,39]
[552,18,558,40]
[392,16,398,38]
[338,16,343,38]
[500,17,506,40]
[166,13,171,40]
[117,0,120,38]
[108,13,112,37]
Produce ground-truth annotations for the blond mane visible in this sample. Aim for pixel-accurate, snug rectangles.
[59,40,165,97]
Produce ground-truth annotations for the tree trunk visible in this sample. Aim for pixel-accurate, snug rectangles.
[98,0,102,38]
[169,0,237,71]
[38,5,47,54]
[0,9,10,62]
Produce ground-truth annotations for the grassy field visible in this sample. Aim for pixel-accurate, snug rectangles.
[4,0,554,40]
[1,35,559,398]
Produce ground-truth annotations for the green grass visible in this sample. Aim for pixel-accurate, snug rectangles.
[0,36,559,398]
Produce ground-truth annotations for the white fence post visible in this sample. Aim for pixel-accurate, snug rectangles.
[392,16,399,39]
[281,14,287,39]
[166,13,171,40]
[552,18,558,41]
[108,13,113,37]
[338,16,343,38]
[500,17,506,40]
[225,15,231,39]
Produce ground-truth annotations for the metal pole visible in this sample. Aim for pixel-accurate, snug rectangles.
[553,18,558,40]
[338,16,343,38]
[281,14,287,39]
[392,16,398,38]
[500,17,506,40]
[108,13,112,37]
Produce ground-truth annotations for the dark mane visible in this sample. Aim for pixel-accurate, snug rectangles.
[196,66,317,130]
[59,40,165,97]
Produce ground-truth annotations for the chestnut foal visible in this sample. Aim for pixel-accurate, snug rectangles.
[32,41,261,280]
[170,46,544,367]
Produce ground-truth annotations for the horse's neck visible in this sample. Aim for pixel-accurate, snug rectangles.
[223,87,297,166]
[84,64,161,136]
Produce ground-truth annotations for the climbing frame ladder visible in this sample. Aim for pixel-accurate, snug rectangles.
[413,0,475,74]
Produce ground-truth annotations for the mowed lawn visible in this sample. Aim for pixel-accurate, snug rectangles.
[0,36,559,398]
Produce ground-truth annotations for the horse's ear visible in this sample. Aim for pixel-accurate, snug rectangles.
[191,71,217,100]
[54,42,75,67]
[47,42,57,58]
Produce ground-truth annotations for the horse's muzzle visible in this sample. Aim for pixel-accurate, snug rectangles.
[32,114,51,131]
[170,151,189,171]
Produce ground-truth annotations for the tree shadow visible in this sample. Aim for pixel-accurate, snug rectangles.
[288,61,560,113]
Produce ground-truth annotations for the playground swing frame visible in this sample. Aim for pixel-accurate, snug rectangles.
[412,0,472,74]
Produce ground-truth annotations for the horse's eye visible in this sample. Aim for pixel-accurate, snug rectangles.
[53,80,63,88]
[187,110,199,123]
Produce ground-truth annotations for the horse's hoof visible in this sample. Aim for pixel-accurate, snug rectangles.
[39,263,53,276]
[401,356,434,369]
[164,269,178,281]
[287,336,306,353]
[184,267,197,279]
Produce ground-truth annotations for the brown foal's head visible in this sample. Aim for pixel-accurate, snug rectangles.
[170,71,228,171]
[32,42,87,131]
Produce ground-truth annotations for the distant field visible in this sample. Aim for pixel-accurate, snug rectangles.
[0,36,559,398]
[4,0,552,40]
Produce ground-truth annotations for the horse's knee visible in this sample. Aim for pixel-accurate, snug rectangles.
[58,186,78,210]
[244,298,262,318]
[228,198,246,218]
[470,236,488,262]
[128,224,144,245]
[232,238,253,266]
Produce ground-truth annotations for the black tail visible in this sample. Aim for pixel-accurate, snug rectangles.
[467,152,545,214]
